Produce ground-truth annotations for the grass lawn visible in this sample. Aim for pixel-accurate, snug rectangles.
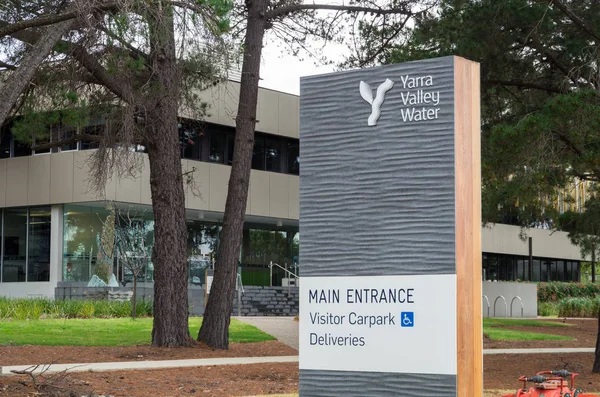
[483,318,570,328]
[483,318,573,341]
[0,317,275,346]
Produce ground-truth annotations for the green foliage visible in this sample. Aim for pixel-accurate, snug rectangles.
[0,298,153,320]
[0,318,274,346]
[538,282,600,303]
[558,199,600,268]
[538,302,560,317]
[558,297,600,317]
[377,0,600,226]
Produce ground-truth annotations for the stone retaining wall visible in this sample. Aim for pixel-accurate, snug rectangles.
[55,283,299,316]
[233,286,299,316]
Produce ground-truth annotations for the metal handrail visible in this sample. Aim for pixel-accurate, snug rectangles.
[236,272,244,294]
[493,295,508,318]
[236,272,244,317]
[269,261,299,279]
[483,295,490,317]
[269,261,298,296]
[510,296,524,318]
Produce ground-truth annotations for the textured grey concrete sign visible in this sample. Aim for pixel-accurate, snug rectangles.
[299,56,461,396]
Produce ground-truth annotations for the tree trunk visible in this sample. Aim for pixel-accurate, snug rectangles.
[593,308,600,372]
[146,5,191,347]
[197,0,269,349]
[0,18,75,126]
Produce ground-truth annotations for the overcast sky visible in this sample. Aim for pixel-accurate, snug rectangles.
[258,39,348,95]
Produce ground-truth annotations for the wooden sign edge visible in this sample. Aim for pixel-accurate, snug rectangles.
[454,56,483,397]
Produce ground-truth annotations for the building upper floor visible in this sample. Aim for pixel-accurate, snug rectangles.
[0,150,299,221]
[0,82,300,221]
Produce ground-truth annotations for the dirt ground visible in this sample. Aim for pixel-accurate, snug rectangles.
[3,319,600,396]
[0,363,299,397]
[0,341,297,366]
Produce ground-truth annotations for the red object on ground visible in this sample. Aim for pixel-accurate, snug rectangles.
[501,370,599,397]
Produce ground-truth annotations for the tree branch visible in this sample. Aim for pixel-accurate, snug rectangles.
[0,2,120,38]
[5,24,138,104]
[356,16,412,67]
[484,79,565,93]
[31,133,102,151]
[548,0,600,42]
[266,4,414,20]
[0,60,17,70]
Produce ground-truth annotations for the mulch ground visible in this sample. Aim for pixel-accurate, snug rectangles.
[3,319,600,396]
[0,363,299,397]
[0,341,297,366]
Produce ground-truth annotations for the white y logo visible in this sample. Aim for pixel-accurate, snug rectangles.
[359,78,395,126]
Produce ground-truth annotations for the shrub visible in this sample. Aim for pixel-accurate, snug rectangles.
[538,302,559,317]
[0,297,153,319]
[558,297,600,317]
[538,282,600,303]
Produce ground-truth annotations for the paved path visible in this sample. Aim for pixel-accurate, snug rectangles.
[3,347,596,376]
[0,356,299,376]
[236,316,299,350]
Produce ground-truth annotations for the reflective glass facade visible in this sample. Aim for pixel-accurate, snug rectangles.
[1,120,300,176]
[241,224,299,286]
[482,252,580,282]
[61,203,300,286]
[0,207,51,283]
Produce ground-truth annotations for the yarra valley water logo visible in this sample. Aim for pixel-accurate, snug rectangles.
[359,75,441,126]
[359,79,395,126]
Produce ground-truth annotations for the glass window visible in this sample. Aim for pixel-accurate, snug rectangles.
[13,138,31,157]
[33,130,51,154]
[240,225,299,286]
[187,220,219,285]
[115,209,155,284]
[533,260,551,281]
[556,260,565,281]
[80,125,101,150]
[63,205,110,282]
[181,123,201,160]
[252,134,265,170]
[2,208,27,282]
[517,259,525,281]
[532,259,541,282]
[227,130,235,165]
[0,132,10,158]
[209,126,226,163]
[63,204,158,284]
[59,128,77,152]
[265,136,281,172]
[487,255,498,281]
[287,140,299,175]
[28,207,51,282]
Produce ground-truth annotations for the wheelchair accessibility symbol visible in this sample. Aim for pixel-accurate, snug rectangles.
[401,312,414,327]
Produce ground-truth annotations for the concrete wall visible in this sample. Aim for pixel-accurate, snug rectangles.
[181,81,299,139]
[482,223,582,260]
[54,283,299,317]
[55,282,207,316]
[0,152,300,221]
[482,281,537,318]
